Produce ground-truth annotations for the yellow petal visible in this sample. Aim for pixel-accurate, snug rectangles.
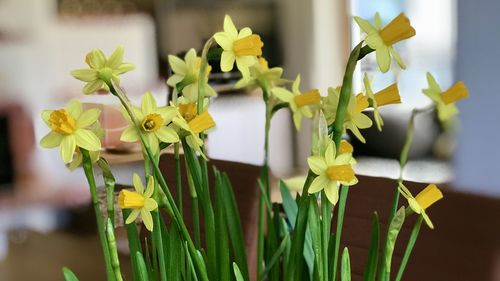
[308,175,329,194]
[83,80,104,94]
[141,91,157,115]
[354,16,377,34]
[66,100,83,120]
[141,209,154,231]
[144,176,155,198]
[114,63,135,75]
[121,126,140,142]
[168,54,188,75]
[74,129,101,151]
[60,135,76,164]
[133,173,144,194]
[223,15,238,38]
[307,156,327,175]
[214,32,234,50]
[144,198,158,212]
[220,51,236,72]
[376,47,391,73]
[77,108,101,128]
[106,45,124,69]
[40,131,63,148]
[125,209,141,225]
[71,69,98,82]
[86,49,106,69]
[324,182,340,205]
[155,126,179,143]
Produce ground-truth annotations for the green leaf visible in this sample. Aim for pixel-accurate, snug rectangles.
[363,212,380,281]
[395,216,423,281]
[220,172,250,281]
[261,233,290,280]
[233,263,245,281]
[136,251,150,281]
[379,207,406,281]
[62,267,79,281]
[214,170,230,281]
[340,248,351,281]
[307,197,323,281]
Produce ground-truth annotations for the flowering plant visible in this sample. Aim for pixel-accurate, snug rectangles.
[41,13,468,281]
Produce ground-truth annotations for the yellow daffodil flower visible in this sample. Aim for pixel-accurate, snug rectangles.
[272,75,321,130]
[423,72,469,125]
[40,100,102,163]
[172,103,215,158]
[339,140,354,154]
[119,174,158,231]
[120,92,179,155]
[398,183,443,229]
[307,140,358,205]
[166,48,217,103]
[322,87,373,143]
[354,13,416,73]
[362,73,401,130]
[235,57,288,91]
[71,45,135,94]
[67,121,104,170]
[214,15,264,78]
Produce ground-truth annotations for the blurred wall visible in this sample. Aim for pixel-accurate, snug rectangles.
[455,0,500,196]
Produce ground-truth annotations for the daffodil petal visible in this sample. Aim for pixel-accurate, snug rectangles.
[41,110,53,126]
[308,175,329,194]
[307,156,327,175]
[83,80,104,94]
[325,141,337,165]
[106,45,124,69]
[75,129,101,151]
[141,92,157,115]
[71,69,98,82]
[293,111,302,130]
[60,135,76,164]
[390,47,406,69]
[120,126,140,142]
[144,198,158,212]
[66,100,83,119]
[114,63,135,75]
[376,47,391,73]
[353,113,373,129]
[40,131,63,148]
[141,209,154,231]
[324,182,340,205]
[133,173,144,194]
[354,16,377,34]
[220,51,236,72]
[214,32,234,50]
[125,209,140,224]
[168,55,188,75]
[166,74,184,87]
[87,49,106,69]
[77,108,101,128]
[271,87,294,103]
[144,176,154,198]
[146,133,159,155]
[235,56,255,78]
[292,75,301,94]
[223,15,238,38]
[172,117,191,131]
[422,212,434,229]
[157,106,177,122]
[237,27,252,39]
[156,126,179,143]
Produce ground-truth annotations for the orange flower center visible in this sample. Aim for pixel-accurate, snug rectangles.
[294,90,321,107]
[179,103,198,122]
[49,109,76,135]
[233,34,264,57]
[440,81,468,105]
[188,111,215,134]
[379,13,416,46]
[374,83,401,106]
[118,190,145,209]
[326,165,355,182]
[141,113,164,132]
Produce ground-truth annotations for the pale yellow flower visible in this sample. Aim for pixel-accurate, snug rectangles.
[166,48,217,103]
[235,57,288,91]
[120,92,179,155]
[71,45,135,94]
[307,140,358,205]
[322,87,373,143]
[40,100,101,163]
[272,75,321,130]
[354,13,415,73]
[398,183,443,229]
[423,72,468,125]
[214,15,264,78]
[119,174,158,231]
[362,73,401,130]
[171,103,215,158]
[67,121,104,170]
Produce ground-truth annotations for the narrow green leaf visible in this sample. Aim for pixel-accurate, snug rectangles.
[214,170,230,281]
[62,267,79,281]
[308,197,323,281]
[395,216,423,281]
[379,207,406,281]
[261,233,290,280]
[363,212,380,281]
[122,209,141,281]
[233,263,245,281]
[136,251,150,281]
[220,172,250,281]
[340,248,351,281]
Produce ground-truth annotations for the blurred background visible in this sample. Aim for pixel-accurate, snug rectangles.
[0,0,498,280]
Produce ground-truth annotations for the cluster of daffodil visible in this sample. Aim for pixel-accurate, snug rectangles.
[40,12,468,281]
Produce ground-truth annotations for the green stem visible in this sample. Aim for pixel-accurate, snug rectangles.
[331,185,349,281]
[81,149,115,281]
[109,83,209,281]
[184,150,201,248]
[106,218,124,281]
[175,143,183,216]
[321,192,332,281]
[395,216,423,281]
